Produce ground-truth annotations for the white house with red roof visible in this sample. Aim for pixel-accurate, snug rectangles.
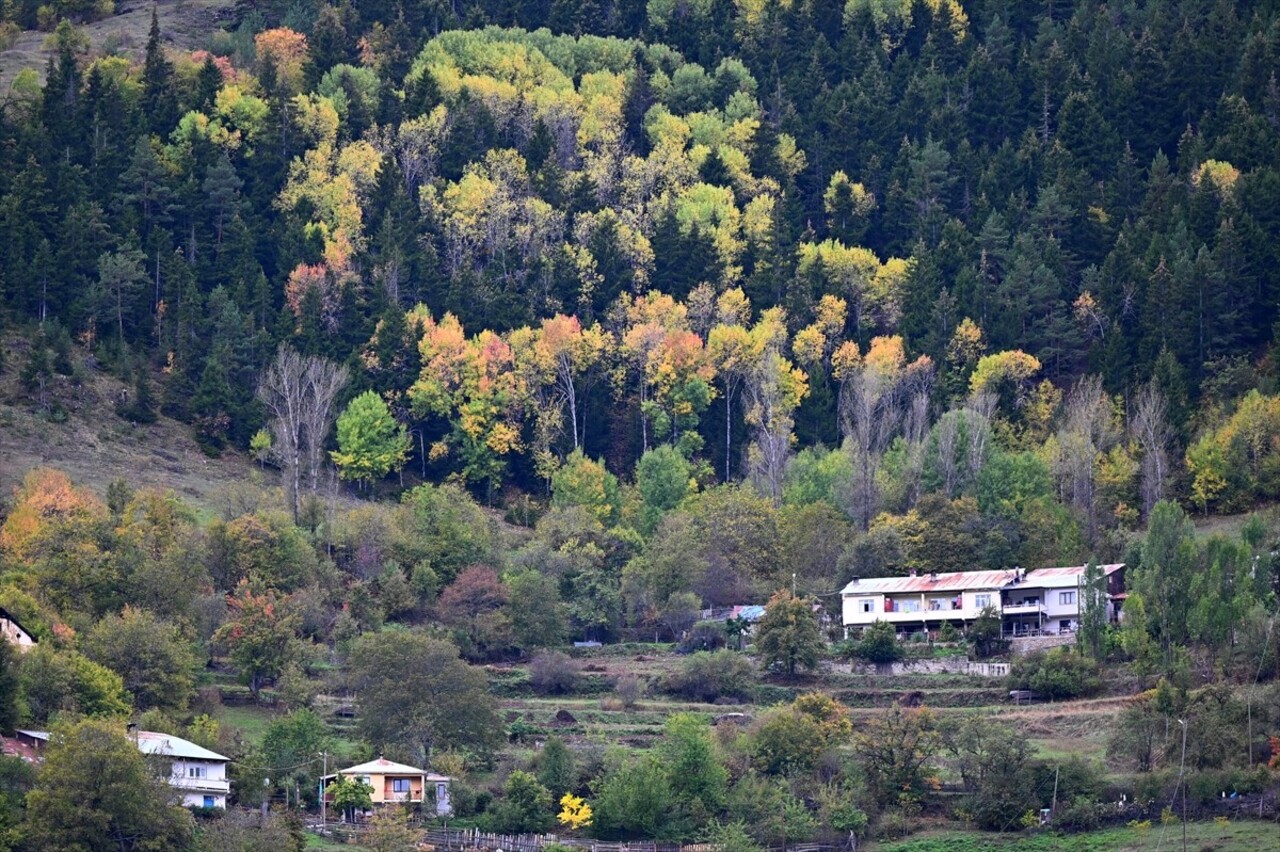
[841,563,1125,637]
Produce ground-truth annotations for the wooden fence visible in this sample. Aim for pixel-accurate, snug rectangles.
[310,824,840,852]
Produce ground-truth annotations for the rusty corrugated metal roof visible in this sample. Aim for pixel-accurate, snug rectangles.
[842,570,1017,595]
[1020,563,1124,588]
[842,563,1125,596]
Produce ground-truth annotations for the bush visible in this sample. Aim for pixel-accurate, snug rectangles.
[679,620,727,652]
[1008,648,1101,700]
[1053,796,1104,833]
[529,651,580,695]
[613,674,644,708]
[847,621,903,664]
[665,650,755,703]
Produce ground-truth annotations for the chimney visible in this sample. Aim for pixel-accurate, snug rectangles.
[850,577,859,585]
[929,572,937,582]
[909,569,917,578]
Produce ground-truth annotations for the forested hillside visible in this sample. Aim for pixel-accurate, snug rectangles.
[1,0,1278,535]
[3,2,1280,850]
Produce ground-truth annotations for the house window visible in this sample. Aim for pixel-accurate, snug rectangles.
[1059,591,1077,606]
[188,765,205,779]
[392,779,411,793]
[203,796,215,808]
[858,599,874,613]
[899,599,921,613]
[974,594,990,609]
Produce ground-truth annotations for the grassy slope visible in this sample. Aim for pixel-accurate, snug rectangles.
[871,820,1279,851]
[0,0,237,88]
[0,337,267,512]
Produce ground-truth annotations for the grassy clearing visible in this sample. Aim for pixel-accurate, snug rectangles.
[304,834,360,851]
[870,819,1280,851]
[214,704,281,746]
[0,347,263,511]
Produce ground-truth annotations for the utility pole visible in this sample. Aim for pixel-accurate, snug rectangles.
[320,751,328,830]
[1050,765,1060,819]
[1178,719,1188,852]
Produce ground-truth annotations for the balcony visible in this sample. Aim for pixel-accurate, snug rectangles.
[169,776,231,794]
[1002,602,1045,615]
[384,792,424,803]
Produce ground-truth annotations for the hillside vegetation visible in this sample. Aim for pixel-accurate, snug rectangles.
[2,1,1280,850]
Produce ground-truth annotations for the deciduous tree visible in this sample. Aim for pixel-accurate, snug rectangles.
[346,629,500,765]
[331,389,410,487]
[83,607,197,713]
[755,590,823,677]
[23,718,195,852]
[213,581,299,701]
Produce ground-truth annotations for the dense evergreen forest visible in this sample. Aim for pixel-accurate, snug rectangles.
[4,1,1280,849]
[2,0,1279,527]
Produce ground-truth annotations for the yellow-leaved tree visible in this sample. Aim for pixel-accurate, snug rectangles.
[558,793,593,830]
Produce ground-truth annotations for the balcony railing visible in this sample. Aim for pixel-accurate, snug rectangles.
[1002,602,1045,614]
[169,776,231,794]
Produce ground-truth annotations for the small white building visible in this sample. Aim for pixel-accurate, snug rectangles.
[135,731,231,809]
[16,729,230,809]
[0,607,37,651]
[841,563,1125,637]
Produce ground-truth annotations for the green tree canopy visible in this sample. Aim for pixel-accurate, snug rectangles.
[331,390,411,486]
[754,590,823,677]
[346,628,501,765]
[83,607,197,713]
[22,718,194,852]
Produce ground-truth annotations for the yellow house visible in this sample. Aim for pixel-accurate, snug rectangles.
[324,757,453,816]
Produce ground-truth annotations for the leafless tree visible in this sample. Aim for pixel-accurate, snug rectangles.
[745,349,798,507]
[839,370,902,530]
[258,345,349,522]
[839,357,935,527]
[965,391,996,484]
[301,356,351,493]
[1131,382,1171,519]
[900,390,932,508]
[933,410,963,497]
[1055,375,1120,538]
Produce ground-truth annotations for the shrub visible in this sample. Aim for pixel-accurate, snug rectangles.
[613,674,644,708]
[529,651,579,695]
[665,650,755,703]
[1008,648,1101,700]
[680,620,727,652]
[848,621,903,664]
[1054,796,1103,833]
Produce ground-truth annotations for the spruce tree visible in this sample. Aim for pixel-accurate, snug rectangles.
[141,8,177,134]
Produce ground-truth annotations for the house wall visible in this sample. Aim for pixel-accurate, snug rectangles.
[0,618,35,650]
[165,758,228,809]
[337,772,453,815]
[842,589,1005,630]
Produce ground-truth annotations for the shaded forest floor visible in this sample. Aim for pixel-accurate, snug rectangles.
[0,0,236,88]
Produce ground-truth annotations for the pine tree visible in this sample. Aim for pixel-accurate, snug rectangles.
[141,8,178,134]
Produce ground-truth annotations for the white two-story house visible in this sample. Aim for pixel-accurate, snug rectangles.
[17,729,230,809]
[136,731,231,809]
[841,563,1125,638]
